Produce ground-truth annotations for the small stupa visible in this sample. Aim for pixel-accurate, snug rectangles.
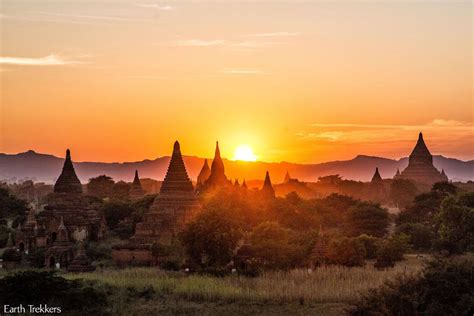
[261,171,275,198]
[54,149,83,194]
[129,170,145,199]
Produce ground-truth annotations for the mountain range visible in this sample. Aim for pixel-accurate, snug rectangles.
[0,150,472,184]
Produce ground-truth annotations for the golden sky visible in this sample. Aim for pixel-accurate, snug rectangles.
[1,1,473,163]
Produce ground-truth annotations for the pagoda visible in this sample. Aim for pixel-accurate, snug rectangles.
[113,141,201,266]
[54,149,83,194]
[284,171,291,183]
[202,141,231,190]
[195,159,211,191]
[129,170,145,199]
[398,133,448,186]
[261,171,275,198]
[371,167,383,184]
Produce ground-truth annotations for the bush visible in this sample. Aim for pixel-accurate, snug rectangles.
[374,234,410,269]
[0,271,109,315]
[27,248,46,268]
[396,223,434,250]
[350,256,474,315]
[355,234,382,259]
[325,237,366,267]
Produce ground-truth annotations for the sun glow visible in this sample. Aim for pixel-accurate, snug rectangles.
[233,145,257,162]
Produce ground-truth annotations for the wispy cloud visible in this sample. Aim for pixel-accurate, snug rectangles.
[173,39,227,47]
[220,68,264,75]
[36,11,151,23]
[248,32,300,37]
[0,55,86,66]
[298,120,473,144]
[136,3,174,10]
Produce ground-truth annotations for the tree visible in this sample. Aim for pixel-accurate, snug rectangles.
[374,234,410,268]
[0,187,29,219]
[390,179,418,209]
[325,237,366,267]
[180,209,242,268]
[355,234,382,259]
[246,222,299,270]
[346,202,390,238]
[435,192,474,255]
[350,256,474,315]
[396,223,434,250]
[86,175,115,199]
[100,201,135,231]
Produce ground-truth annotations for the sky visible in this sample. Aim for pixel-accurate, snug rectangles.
[0,0,472,163]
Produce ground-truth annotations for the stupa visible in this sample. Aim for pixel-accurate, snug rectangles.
[54,149,83,194]
[129,170,145,199]
[113,141,201,266]
[196,159,211,188]
[284,171,291,183]
[261,171,275,198]
[202,142,231,190]
[398,133,448,185]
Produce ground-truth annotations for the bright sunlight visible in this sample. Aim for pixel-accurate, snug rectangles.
[233,144,257,161]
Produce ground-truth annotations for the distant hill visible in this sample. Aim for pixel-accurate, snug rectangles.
[0,150,472,184]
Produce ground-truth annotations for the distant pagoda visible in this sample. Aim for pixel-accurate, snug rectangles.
[54,149,83,194]
[129,170,145,199]
[196,159,211,191]
[261,171,275,198]
[284,171,291,183]
[397,133,448,185]
[371,167,383,184]
[113,141,201,266]
[201,141,231,191]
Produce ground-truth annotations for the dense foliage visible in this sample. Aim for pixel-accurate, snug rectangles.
[350,256,474,315]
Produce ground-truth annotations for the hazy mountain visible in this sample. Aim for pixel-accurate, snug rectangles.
[0,150,472,184]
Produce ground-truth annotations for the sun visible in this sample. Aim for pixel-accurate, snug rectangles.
[233,145,257,162]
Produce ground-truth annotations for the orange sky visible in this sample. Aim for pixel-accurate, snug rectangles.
[1,1,473,163]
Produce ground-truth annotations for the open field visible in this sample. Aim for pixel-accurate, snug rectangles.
[62,255,425,315]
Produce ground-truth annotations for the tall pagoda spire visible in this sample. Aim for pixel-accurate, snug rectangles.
[371,167,383,184]
[204,141,230,188]
[197,159,211,185]
[284,171,291,183]
[130,170,145,199]
[54,149,83,194]
[262,171,275,198]
[159,141,194,194]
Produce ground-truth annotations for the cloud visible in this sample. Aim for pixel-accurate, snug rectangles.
[248,32,300,37]
[173,39,227,47]
[298,120,473,143]
[36,11,151,23]
[220,68,264,75]
[0,55,85,66]
[136,3,174,10]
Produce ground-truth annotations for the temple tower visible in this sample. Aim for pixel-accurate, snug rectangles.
[398,133,448,186]
[129,170,145,199]
[203,141,231,189]
[54,149,83,194]
[262,171,275,198]
[284,171,291,183]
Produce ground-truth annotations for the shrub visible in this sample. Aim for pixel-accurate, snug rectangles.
[325,237,366,267]
[355,234,382,259]
[396,223,434,250]
[350,256,474,315]
[0,271,109,315]
[374,234,410,269]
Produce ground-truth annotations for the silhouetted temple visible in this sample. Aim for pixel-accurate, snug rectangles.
[129,170,145,199]
[196,159,211,187]
[202,142,232,190]
[15,149,105,269]
[261,171,275,198]
[54,149,83,194]
[371,167,383,184]
[284,171,291,183]
[397,133,448,185]
[113,141,201,266]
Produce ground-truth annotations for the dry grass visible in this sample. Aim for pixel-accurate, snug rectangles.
[66,255,425,305]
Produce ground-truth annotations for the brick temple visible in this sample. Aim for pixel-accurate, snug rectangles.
[112,141,200,266]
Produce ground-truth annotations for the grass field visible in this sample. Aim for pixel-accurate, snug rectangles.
[63,255,425,315]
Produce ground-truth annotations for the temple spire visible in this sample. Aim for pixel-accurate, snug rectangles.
[284,171,291,183]
[262,171,275,198]
[204,141,230,189]
[54,149,83,194]
[159,141,194,194]
[371,167,382,184]
[130,170,145,199]
[242,180,248,189]
[197,159,211,185]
